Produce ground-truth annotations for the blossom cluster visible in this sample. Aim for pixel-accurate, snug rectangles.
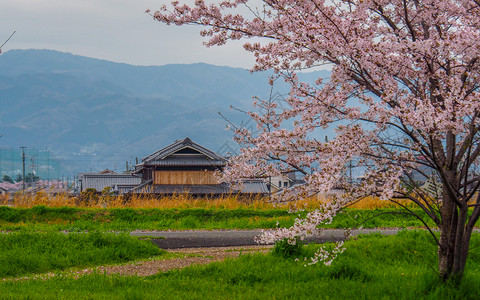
[256,197,345,245]
[304,241,346,266]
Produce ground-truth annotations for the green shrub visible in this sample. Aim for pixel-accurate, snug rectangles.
[0,206,22,222]
[272,238,304,259]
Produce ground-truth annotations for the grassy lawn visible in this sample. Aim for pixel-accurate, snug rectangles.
[1,231,479,299]
[0,231,165,278]
[0,205,435,232]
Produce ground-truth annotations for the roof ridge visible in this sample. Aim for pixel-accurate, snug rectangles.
[142,138,226,164]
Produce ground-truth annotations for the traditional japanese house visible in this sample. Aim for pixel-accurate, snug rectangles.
[132,138,228,195]
[132,137,268,196]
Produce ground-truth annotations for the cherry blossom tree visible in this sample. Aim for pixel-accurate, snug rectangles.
[0,31,15,54]
[152,0,480,281]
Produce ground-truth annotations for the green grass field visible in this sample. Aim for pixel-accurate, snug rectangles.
[0,205,435,232]
[0,205,476,299]
[1,231,479,299]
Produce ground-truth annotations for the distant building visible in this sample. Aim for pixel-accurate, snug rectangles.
[407,161,443,198]
[265,171,308,193]
[0,186,7,195]
[76,138,268,197]
[420,176,442,199]
[78,170,141,194]
[267,173,297,192]
[132,137,268,196]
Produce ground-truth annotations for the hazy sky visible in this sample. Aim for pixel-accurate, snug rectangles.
[0,0,255,68]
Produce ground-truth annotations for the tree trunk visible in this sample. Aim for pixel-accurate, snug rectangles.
[438,190,470,282]
[438,193,455,281]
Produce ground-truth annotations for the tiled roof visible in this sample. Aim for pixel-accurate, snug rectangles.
[234,180,269,194]
[140,137,227,165]
[144,155,226,167]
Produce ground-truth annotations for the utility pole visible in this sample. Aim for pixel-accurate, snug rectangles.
[30,155,36,187]
[47,149,50,183]
[0,135,3,178]
[20,146,26,193]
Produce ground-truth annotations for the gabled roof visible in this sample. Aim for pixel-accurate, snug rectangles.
[140,137,226,167]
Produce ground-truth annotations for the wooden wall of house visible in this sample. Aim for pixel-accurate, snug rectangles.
[153,170,219,185]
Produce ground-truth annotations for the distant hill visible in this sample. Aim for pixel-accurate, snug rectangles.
[0,49,330,176]
[0,49,278,100]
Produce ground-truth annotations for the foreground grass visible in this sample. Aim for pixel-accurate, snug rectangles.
[0,205,435,232]
[1,231,479,299]
[326,208,436,229]
[0,206,294,231]
[0,231,165,278]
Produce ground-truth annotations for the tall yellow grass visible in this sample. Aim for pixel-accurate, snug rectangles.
[0,191,414,210]
[347,196,412,209]
[1,192,279,209]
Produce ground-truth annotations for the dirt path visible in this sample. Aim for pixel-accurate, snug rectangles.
[2,245,273,282]
[96,245,272,276]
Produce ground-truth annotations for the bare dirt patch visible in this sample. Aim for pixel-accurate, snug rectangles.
[2,245,272,282]
[90,245,272,277]
[91,245,272,276]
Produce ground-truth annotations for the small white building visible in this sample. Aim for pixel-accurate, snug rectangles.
[78,170,141,194]
[266,172,302,193]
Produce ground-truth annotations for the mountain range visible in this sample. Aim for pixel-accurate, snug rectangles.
[0,49,329,176]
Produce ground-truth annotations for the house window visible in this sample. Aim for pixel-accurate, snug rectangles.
[283,182,288,187]
[278,181,282,187]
